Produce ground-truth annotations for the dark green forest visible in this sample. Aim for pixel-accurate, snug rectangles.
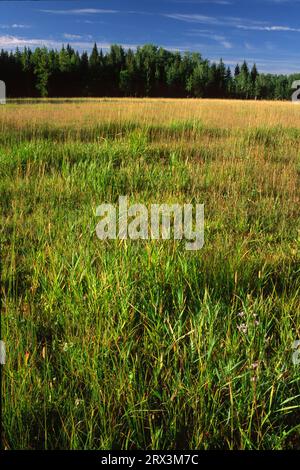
[1,43,299,99]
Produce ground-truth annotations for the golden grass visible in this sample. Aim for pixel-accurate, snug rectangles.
[1,98,300,130]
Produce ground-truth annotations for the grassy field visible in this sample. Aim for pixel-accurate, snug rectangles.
[1,98,300,450]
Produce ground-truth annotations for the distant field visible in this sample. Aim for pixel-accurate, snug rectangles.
[1,99,299,450]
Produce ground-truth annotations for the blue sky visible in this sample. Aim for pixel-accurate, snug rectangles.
[0,0,299,74]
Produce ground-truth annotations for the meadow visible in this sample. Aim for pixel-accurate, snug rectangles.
[0,98,299,450]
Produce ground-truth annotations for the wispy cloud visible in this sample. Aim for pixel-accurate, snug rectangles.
[64,34,82,40]
[165,12,300,33]
[164,14,266,28]
[78,20,105,25]
[168,0,232,3]
[0,24,31,29]
[39,9,119,15]
[164,14,221,24]
[186,29,233,48]
[237,24,300,32]
[0,35,62,48]
[0,35,138,51]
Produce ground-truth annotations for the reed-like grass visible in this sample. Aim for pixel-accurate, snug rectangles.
[1,99,300,450]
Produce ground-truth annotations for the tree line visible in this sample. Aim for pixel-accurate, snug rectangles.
[0,43,299,99]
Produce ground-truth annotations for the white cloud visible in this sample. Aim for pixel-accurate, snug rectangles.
[0,24,30,29]
[39,9,119,15]
[186,30,233,48]
[0,35,63,48]
[169,0,232,3]
[221,40,232,49]
[237,24,300,32]
[165,12,300,33]
[164,14,221,24]
[64,34,83,40]
[0,35,140,51]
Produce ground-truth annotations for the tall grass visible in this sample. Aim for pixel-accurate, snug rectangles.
[1,99,300,450]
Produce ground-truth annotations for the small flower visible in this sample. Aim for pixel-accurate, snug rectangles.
[62,342,74,352]
[237,323,248,334]
[251,361,259,370]
[238,311,246,318]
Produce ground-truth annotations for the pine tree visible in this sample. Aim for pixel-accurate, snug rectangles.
[32,47,51,97]
[234,64,240,77]
[89,43,99,69]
